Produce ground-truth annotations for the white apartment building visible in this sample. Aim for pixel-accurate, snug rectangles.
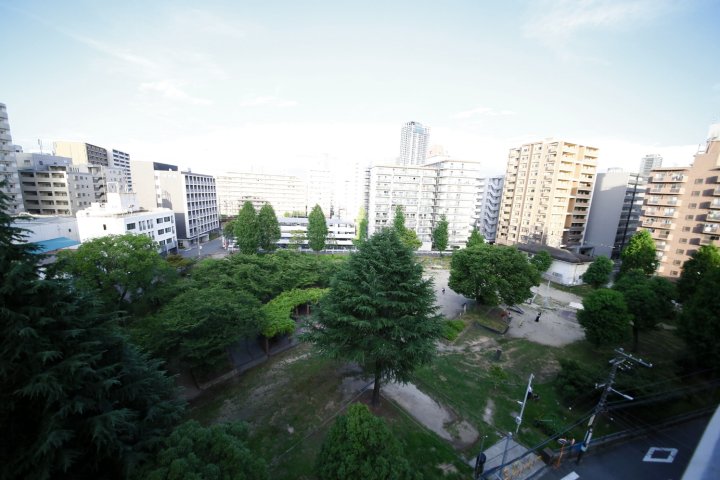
[277,216,356,250]
[497,140,598,249]
[0,102,23,214]
[12,215,80,243]
[639,154,663,178]
[109,149,132,191]
[216,171,307,217]
[16,154,94,215]
[76,184,177,253]
[399,121,430,166]
[475,176,504,243]
[132,161,219,247]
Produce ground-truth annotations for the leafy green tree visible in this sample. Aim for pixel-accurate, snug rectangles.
[578,289,632,347]
[466,228,485,247]
[449,243,541,306]
[234,201,259,254]
[678,264,720,369]
[315,404,417,480]
[307,204,328,252]
[392,205,422,250]
[288,229,305,250]
[0,186,184,479]
[143,420,268,480]
[677,245,720,302]
[582,255,614,288]
[305,228,442,406]
[619,230,658,277]
[393,204,407,233]
[52,233,175,309]
[530,250,553,273]
[133,285,265,371]
[223,219,236,240]
[257,203,281,251]
[613,270,676,352]
[356,207,369,245]
[431,215,449,252]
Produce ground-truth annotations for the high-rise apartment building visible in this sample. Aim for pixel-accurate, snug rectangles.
[475,176,504,243]
[639,154,663,178]
[54,141,109,167]
[497,140,598,249]
[638,125,720,278]
[16,154,94,215]
[109,149,132,191]
[132,161,219,247]
[584,169,646,258]
[0,103,24,214]
[399,121,430,166]
[216,171,307,217]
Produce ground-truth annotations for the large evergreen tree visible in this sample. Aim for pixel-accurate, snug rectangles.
[234,201,259,254]
[0,186,184,479]
[431,215,449,252]
[619,230,658,277]
[257,203,281,251]
[677,244,720,302]
[305,228,442,406]
[307,204,328,252]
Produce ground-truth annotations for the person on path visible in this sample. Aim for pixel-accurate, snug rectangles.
[535,312,542,322]
[442,287,446,294]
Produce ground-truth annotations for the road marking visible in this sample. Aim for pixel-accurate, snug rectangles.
[560,472,580,480]
[643,447,678,463]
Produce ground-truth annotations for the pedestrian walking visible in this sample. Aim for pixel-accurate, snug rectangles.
[535,312,542,322]
[442,287,446,294]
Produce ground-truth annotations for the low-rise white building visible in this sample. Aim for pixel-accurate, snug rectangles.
[277,216,355,250]
[76,183,177,253]
[517,243,593,286]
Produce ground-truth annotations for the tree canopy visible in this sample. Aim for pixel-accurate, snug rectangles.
[304,228,442,406]
[307,204,328,252]
[677,244,720,302]
[619,230,658,277]
[678,263,720,369]
[582,255,614,288]
[393,205,422,250]
[466,228,485,247]
[356,207,369,245]
[257,203,281,251]
[261,287,328,337]
[431,215,449,252]
[315,403,417,480]
[578,289,632,347]
[530,250,553,273]
[234,201,259,254]
[448,243,541,306]
[144,420,268,480]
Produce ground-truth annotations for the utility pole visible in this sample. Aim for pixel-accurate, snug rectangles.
[515,373,535,434]
[576,348,651,464]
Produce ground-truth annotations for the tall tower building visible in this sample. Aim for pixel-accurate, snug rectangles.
[475,176,504,243]
[0,103,24,214]
[638,125,720,278]
[108,149,132,191]
[497,139,598,249]
[639,154,663,178]
[399,121,430,166]
[54,141,109,167]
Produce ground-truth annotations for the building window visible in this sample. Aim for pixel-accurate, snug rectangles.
[691,191,700,196]
[671,270,679,276]
[682,226,691,232]
[694,178,704,184]
[685,214,694,220]
[689,203,697,209]
[679,238,688,244]
[103,224,107,231]
[126,223,136,230]
[673,260,682,266]
[676,249,684,254]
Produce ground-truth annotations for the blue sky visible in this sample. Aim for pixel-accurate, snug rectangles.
[1,0,719,176]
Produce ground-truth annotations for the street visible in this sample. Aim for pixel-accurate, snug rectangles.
[177,237,225,259]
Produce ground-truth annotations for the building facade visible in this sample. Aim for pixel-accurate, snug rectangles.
[16,154,94,215]
[475,175,504,242]
[639,154,663,178]
[584,169,646,259]
[399,121,430,166]
[276,216,356,250]
[638,125,720,278]
[132,161,219,246]
[0,103,24,214]
[216,171,307,217]
[109,149,132,191]
[497,140,598,249]
[54,141,109,167]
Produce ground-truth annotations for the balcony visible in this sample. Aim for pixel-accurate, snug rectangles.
[700,235,719,246]
[703,223,719,234]
[0,109,8,119]
[0,133,10,142]
[650,230,672,241]
[646,197,679,206]
[713,187,720,196]
[643,208,677,218]
[707,211,720,222]
[711,199,720,210]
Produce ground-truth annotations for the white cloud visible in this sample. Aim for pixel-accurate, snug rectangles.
[62,31,159,70]
[453,106,516,119]
[138,81,212,106]
[238,96,299,108]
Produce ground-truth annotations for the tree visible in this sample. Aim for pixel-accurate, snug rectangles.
[530,250,553,273]
[466,228,485,247]
[577,289,632,347]
[613,270,676,352]
[581,255,614,288]
[0,185,184,479]
[234,201,259,254]
[619,230,658,277]
[678,265,720,369]
[307,204,328,252]
[52,233,175,309]
[393,205,407,233]
[677,245,720,302]
[393,205,422,250]
[305,228,443,406]
[431,215,449,252]
[143,420,268,480]
[356,207,369,245]
[315,403,416,480]
[448,243,541,306]
[257,203,281,251]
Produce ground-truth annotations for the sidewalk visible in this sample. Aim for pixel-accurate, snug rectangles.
[470,435,545,479]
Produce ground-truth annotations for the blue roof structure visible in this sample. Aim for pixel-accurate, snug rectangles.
[31,237,80,254]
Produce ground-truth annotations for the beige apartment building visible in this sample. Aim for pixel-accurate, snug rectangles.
[638,126,720,278]
[496,140,598,249]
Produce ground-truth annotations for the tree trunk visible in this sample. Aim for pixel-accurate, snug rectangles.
[371,362,382,407]
[632,325,639,353]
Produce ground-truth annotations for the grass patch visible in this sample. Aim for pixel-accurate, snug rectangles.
[442,319,466,341]
[464,306,509,333]
[547,282,594,299]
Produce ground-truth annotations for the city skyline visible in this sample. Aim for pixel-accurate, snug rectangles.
[1,0,719,177]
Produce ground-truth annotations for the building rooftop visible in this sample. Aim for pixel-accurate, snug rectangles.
[516,243,593,264]
[31,237,80,254]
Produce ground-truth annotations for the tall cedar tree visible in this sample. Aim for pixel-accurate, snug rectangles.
[305,228,443,406]
[431,215,449,252]
[619,230,658,277]
[307,204,328,252]
[449,243,541,306]
[577,289,632,347]
[530,250,553,273]
[234,201,259,254]
[0,186,184,479]
[315,404,417,480]
[676,244,720,302]
[257,203,281,251]
[678,264,720,369]
[581,255,614,288]
[466,228,485,247]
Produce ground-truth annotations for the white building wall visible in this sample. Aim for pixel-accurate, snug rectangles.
[545,260,591,286]
[12,216,80,242]
[0,102,24,214]
[216,171,307,217]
